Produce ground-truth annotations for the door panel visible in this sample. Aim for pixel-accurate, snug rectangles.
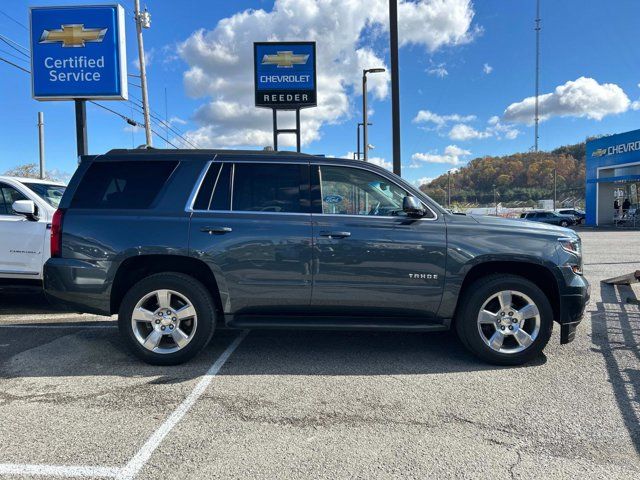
[0,184,46,277]
[190,212,313,314]
[188,161,313,315]
[311,215,446,316]
[310,165,446,317]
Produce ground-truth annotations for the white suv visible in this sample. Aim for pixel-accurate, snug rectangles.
[0,176,66,281]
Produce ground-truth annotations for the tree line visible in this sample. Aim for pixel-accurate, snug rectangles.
[419,142,586,207]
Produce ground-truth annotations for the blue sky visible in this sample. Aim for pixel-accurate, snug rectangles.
[2,0,640,185]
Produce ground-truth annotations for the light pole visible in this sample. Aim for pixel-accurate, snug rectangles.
[389,0,401,176]
[362,68,385,161]
[357,122,372,160]
[493,184,498,216]
[447,170,452,209]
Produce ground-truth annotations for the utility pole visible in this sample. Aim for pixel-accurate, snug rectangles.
[37,112,45,179]
[134,0,152,147]
[389,0,401,176]
[534,0,541,152]
[447,170,451,209]
[493,184,498,216]
[362,68,385,161]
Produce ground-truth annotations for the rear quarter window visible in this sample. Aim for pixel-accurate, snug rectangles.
[71,160,178,209]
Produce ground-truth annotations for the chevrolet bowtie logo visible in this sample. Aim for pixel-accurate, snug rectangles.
[592,148,607,157]
[39,24,107,47]
[262,51,309,68]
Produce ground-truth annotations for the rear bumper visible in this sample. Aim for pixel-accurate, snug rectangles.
[558,273,590,344]
[43,258,112,316]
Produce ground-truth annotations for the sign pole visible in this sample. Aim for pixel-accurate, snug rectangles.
[295,108,301,153]
[75,99,88,157]
[272,109,278,151]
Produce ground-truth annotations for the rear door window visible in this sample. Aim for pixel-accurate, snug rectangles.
[232,163,305,213]
[71,161,178,209]
[192,163,231,211]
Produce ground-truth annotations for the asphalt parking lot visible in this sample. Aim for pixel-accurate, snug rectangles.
[0,230,638,479]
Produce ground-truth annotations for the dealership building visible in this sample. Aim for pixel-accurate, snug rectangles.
[586,129,640,225]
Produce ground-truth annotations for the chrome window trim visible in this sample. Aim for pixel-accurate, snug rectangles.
[186,159,438,220]
[315,163,439,221]
[185,159,215,212]
[206,163,224,211]
[230,163,236,211]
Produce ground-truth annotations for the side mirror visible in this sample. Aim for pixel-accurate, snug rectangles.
[12,200,38,221]
[402,196,425,217]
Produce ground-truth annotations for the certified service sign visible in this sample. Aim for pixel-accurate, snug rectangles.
[254,42,316,109]
[30,5,127,100]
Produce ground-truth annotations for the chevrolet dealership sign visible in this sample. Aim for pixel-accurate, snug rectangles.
[254,42,316,109]
[30,5,127,100]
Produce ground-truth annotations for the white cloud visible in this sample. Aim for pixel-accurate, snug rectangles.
[482,63,492,74]
[504,76,632,124]
[132,48,155,71]
[427,63,448,78]
[413,111,519,142]
[411,145,471,165]
[413,176,434,187]
[177,0,478,148]
[449,123,490,141]
[413,109,476,127]
[367,156,393,170]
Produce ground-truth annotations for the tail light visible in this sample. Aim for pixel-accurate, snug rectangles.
[51,209,65,257]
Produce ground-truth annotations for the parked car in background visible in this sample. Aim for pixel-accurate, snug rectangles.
[519,210,576,227]
[0,176,66,282]
[556,208,585,224]
[44,149,588,367]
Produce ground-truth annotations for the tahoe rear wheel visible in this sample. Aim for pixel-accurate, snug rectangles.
[455,274,553,366]
[118,272,216,365]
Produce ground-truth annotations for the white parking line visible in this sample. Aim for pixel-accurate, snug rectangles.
[0,324,117,329]
[0,330,248,479]
[117,330,248,480]
[0,464,119,477]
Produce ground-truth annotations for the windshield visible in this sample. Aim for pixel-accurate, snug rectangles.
[23,182,66,208]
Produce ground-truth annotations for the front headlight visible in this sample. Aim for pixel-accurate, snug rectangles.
[559,237,581,256]
[559,237,582,274]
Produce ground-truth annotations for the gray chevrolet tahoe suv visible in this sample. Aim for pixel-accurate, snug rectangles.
[44,149,589,366]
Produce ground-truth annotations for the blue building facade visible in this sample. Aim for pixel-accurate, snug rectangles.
[586,129,640,225]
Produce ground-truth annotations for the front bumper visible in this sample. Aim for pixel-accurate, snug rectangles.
[557,271,590,344]
[43,258,113,316]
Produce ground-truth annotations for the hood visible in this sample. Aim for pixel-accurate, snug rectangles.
[467,214,577,236]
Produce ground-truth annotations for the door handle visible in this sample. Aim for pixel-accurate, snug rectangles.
[319,231,351,239]
[200,226,232,235]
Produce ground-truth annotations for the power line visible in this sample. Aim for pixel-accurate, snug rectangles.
[0,33,30,58]
[0,54,180,149]
[0,10,28,31]
[128,95,199,148]
[0,47,29,64]
[0,55,29,73]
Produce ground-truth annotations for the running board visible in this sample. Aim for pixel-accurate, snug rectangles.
[225,315,448,332]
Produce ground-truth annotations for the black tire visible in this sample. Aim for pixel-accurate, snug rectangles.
[455,274,553,366]
[118,272,216,365]
[560,220,569,227]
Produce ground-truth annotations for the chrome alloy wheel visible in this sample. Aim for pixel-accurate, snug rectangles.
[131,289,198,354]
[476,290,541,354]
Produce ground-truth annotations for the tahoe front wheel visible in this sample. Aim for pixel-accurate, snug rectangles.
[455,274,553,365]
[118,272,216,365]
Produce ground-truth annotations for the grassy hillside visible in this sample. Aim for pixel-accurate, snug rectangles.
[419,142,586,207]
